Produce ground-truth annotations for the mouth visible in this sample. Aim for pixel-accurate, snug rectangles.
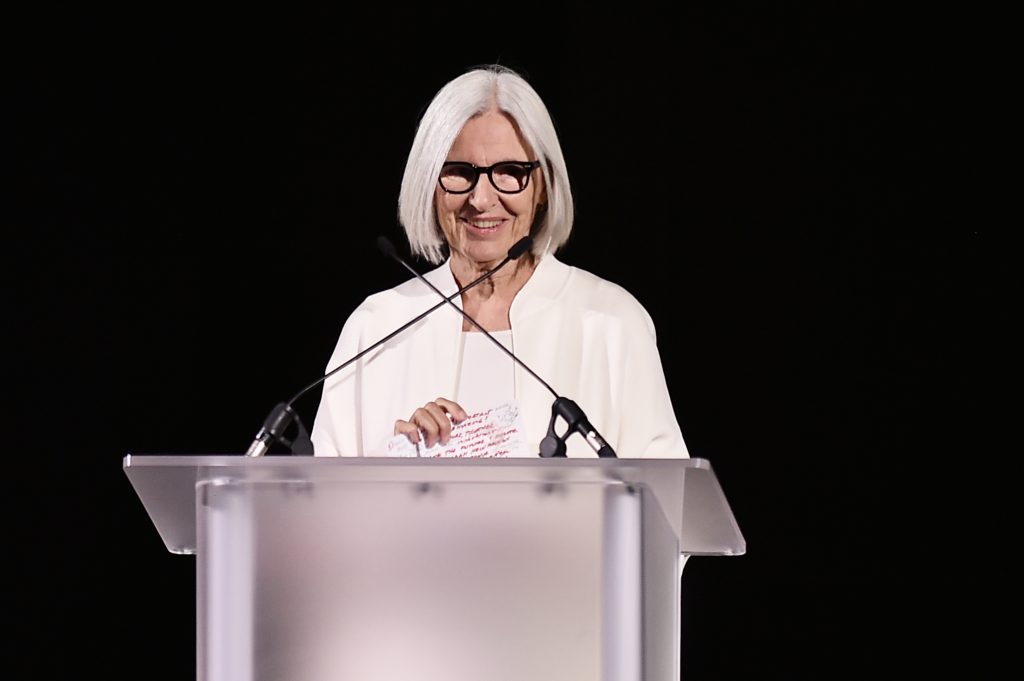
[462,217,506,233]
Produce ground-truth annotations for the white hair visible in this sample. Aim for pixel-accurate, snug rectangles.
[398,65,574,264]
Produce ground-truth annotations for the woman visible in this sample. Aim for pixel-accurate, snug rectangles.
[310,65,688,459]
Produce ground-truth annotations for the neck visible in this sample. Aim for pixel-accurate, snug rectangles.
[449,253,538,331]
[451,252,537,299]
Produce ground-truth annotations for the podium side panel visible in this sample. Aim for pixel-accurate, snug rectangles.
[197,481,255,681]
[602,485,643,681]
[642,485,682,681]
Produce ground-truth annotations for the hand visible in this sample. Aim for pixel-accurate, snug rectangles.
[394,398,469,448]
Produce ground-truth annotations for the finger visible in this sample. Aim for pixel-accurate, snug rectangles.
[419,402,453,446]
[434,397,469,423]
[393,419,421,444]
[400,406,443,448]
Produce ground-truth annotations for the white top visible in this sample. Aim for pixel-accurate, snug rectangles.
[456,330,515,414]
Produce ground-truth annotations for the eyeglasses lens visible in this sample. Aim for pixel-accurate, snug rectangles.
[491,163,530,192]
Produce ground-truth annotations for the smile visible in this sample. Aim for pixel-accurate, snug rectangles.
[464,218,504,230]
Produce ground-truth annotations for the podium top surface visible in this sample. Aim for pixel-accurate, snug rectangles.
[123,455,745,557]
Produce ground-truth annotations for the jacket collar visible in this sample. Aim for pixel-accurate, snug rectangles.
[423,252,572,320]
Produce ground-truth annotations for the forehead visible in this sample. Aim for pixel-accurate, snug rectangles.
[447,109,531,161]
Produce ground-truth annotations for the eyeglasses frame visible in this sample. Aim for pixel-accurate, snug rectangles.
[437,160,542,195]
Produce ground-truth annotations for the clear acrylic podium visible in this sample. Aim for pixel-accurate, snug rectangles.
[123,455,745,681]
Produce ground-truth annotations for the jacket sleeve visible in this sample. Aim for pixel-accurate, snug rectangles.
[310,303,371,457]
[615,298,690,459]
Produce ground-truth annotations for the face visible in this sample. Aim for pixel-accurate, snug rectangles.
[436,108,545,270]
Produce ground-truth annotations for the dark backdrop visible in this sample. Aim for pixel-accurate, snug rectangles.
[7,4,992,679]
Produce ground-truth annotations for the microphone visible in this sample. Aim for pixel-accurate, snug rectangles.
[244,235,533,457]
[376,236,617,459]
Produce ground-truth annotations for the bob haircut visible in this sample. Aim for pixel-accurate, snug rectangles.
[398,64,574,264]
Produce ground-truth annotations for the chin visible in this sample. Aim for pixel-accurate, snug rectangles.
[463,228,511,251]
[464,244,506,265]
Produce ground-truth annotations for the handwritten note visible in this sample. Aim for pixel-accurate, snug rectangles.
[384,401,528,458]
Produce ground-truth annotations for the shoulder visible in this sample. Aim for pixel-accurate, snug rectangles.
[353,261,454,314]
[336,261,454,341]
[535,256,656,331]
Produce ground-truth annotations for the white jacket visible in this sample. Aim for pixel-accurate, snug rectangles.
[310,255,688,459]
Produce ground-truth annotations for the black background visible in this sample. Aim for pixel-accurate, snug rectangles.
[7,4,995,679]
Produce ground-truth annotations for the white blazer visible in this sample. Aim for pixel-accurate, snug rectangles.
[310,255,688,459]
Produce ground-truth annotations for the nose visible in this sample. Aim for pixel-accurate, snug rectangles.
[467,173,499,210]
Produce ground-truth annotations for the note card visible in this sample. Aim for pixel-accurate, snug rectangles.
[384,401,528,458]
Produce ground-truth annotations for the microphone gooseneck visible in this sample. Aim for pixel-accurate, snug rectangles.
[377,235,556,398]
[377,236,617,459]
[245,236,531,456]
[244,402,312,457]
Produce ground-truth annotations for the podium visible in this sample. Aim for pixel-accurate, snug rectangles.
[123,455,744,681]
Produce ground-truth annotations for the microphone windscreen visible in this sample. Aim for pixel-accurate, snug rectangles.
[507,236,534,260]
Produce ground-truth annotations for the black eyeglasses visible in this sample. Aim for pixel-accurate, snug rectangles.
[438,160,541,194]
